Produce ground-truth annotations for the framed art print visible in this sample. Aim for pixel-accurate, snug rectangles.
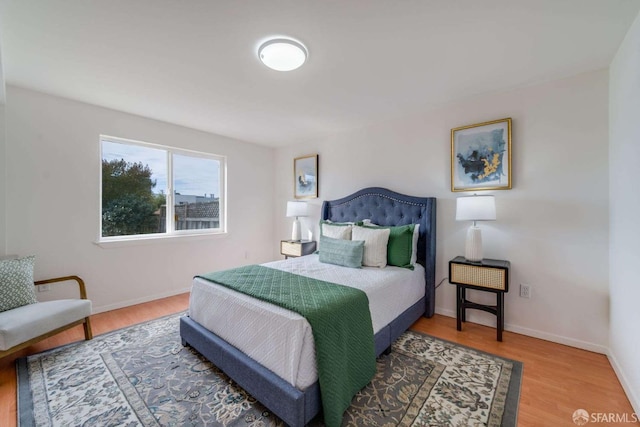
[294,154,318,199]
[451,118,512,192]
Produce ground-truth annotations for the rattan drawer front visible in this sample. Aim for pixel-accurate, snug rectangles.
[451,263,506,291]
[281,241,302,257]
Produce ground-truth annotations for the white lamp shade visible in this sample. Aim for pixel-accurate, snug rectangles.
[286,201,308,218]
[456,195,496,222]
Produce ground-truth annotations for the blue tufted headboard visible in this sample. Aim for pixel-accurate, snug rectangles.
[321,187,437,317]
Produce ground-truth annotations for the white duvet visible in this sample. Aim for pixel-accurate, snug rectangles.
[188,254,425,390]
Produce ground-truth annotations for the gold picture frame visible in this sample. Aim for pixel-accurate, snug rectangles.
[294,154,318,199]
[451,118,512,192]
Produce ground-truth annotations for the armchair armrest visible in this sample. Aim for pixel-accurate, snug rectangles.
[34,275,89,300]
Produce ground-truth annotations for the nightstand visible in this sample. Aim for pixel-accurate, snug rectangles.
[280,240,316,259]
[449,256,510,341]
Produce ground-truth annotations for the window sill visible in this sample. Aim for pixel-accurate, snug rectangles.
[95,231,228,249]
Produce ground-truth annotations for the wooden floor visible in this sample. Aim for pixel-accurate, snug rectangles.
[0,293,636,426]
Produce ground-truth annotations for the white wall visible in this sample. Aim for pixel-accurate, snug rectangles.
[0,103,5,256]
[0,46,6,256]
[275,70,610,353]
[609,11,640,413]
[5,86,275,312]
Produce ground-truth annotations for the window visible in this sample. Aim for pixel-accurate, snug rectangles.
[100,136,225,241]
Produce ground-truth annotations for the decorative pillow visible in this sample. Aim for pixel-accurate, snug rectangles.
[0,255,37,313]
[410,224,420,266]
[320,220,353,240]
[364,224,415,268]
[318,236,364,268]
[351,226,391,268]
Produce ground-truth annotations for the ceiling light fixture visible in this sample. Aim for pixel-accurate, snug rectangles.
[258,38,307,71]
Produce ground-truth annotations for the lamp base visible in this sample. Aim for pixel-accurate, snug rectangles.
[291,218,301,241]
[465,226,483,262]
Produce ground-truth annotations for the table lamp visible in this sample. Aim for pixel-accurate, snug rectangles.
[286,201,308,241]
[456,195,496,262]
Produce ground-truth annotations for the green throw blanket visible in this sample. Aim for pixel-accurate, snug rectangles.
[197,264,376,427]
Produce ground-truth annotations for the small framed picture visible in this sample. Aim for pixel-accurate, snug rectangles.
[451,118,512,192]
[294,154,318,199]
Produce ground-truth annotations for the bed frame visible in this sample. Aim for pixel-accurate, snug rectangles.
[180,187,436,427]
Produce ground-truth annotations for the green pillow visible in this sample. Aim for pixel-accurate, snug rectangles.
[318,235,364,268]
[0,255,37,312]
[364,224,415,269]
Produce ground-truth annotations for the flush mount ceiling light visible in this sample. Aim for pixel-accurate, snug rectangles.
[258,38,307,71]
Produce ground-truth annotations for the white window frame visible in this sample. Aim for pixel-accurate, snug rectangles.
[98,135,227,245]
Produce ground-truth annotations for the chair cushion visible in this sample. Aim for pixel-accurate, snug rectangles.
[0,299,92,351]
[0,256,37,312]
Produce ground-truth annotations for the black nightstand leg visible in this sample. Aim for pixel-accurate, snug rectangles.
[460,287,467,323]
[497,292,504,342]
[456,285,463,331]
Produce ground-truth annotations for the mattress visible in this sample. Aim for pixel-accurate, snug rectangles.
[188,254,425,390]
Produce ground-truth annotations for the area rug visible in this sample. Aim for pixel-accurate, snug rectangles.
[17,313,522,426]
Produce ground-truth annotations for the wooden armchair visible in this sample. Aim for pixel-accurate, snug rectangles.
[0,275,92,358]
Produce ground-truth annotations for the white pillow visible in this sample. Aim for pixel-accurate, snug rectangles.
[321,223,352,240]
[362,220,420,266]
[352,226,390,268]
[411,224,420,266]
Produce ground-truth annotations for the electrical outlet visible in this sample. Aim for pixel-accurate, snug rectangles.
[38,284,51,292]
[519,284,531,298]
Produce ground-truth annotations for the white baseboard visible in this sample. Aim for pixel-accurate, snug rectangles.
[434,307,608,354]
[608,349,640,414]
[434,307,457,318]
[92,287,191,315]
[505,323,608,354]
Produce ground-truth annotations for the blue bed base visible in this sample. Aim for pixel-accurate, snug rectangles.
[180,187,437,426]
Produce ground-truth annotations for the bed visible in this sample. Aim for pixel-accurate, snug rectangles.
[180,187,436,426]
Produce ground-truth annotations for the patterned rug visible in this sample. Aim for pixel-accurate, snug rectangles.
[17,313,522,426]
